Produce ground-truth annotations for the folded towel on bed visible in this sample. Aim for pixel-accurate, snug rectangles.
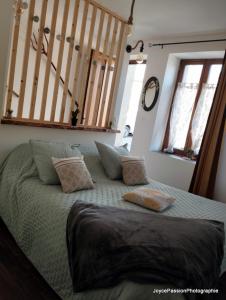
[123,187,176,212]
[66,200,225,293]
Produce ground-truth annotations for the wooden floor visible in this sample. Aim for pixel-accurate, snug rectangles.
[0,218,61,300]
[0,217,226,300]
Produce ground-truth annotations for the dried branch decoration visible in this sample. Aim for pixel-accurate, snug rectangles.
[31,31,78,107]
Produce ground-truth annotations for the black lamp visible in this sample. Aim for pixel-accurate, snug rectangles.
[126,40,145,64]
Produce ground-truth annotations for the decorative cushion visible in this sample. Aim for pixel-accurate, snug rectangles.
[121,156,149,185]
[52,157,94,193]
[123,187,176,212]
[95,141,129,179]
[30,140,81,185]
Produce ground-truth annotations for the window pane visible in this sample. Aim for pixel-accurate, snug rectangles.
[182,64,203,83]
[165,60,223,155]
[191,64,222,154]
[168,83,198,150]
[191,84,216,154]
[207,64,222,84]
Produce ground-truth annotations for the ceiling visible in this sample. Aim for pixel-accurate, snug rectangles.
[97,0,226,40]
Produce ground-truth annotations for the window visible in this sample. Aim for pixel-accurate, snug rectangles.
[163,59,222,158]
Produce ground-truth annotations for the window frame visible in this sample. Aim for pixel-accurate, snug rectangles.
[162,58,223,158]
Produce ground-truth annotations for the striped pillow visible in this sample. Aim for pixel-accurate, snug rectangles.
[121,156,149,186]
[52,157,94,193]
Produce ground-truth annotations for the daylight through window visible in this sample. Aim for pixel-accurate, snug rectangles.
[163,59,222,157]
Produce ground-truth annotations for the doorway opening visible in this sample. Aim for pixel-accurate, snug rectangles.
[119,58,147,150]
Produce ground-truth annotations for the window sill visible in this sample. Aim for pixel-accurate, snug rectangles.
[0,118,120,134]
[151,151,196,164]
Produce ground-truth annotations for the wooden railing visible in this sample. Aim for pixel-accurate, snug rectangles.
[4,0,128,129]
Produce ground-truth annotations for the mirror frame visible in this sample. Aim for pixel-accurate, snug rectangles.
[141,76,160,111]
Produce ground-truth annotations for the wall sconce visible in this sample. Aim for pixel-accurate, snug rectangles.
[126,40,144,64]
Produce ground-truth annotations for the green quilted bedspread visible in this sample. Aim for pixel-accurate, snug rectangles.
[0,144,225,300]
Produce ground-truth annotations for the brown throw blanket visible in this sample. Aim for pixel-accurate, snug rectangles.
[66,200,225,293]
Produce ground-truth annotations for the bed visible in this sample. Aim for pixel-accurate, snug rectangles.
[0,143,225,300]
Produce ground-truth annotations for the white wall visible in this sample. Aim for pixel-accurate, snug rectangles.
[131,34,226,193]
[0,124,115,162]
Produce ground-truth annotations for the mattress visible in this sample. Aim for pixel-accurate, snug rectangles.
[0,143,225,300]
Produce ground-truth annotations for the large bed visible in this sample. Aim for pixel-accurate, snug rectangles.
[0,143,226,300]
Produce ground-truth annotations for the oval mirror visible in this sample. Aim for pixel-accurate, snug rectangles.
[141,76,159,111]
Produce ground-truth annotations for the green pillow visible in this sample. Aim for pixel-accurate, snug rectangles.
[95,141,129,179]
[30,140,81,185]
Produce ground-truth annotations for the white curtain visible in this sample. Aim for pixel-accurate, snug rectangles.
[191,83,217,154]
[166,83,198,152]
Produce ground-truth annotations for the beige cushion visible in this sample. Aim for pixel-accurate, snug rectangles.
[121,156,149,185]
[52,157,94,193]
[123,187,176,212]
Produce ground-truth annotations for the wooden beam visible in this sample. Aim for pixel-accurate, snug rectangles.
[84,10,105,126]
[98,19,119,127]
[59,0,81,123]
[17,0,35,118]
[95,10,105,51]
[40,0,59,121]
[78,5,97,124]
[91,56,106,125]
[1,117,120,133]
[50,0,70,122]
[29,0,48,120]
[91,14,113,126]
[6,0,22,113]
[70,0,89,122]
[103,14,112,55]
[106,23,128,127]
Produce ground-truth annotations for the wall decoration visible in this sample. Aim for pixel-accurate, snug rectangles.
[141,76,159,111]
[30,32,74,100]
